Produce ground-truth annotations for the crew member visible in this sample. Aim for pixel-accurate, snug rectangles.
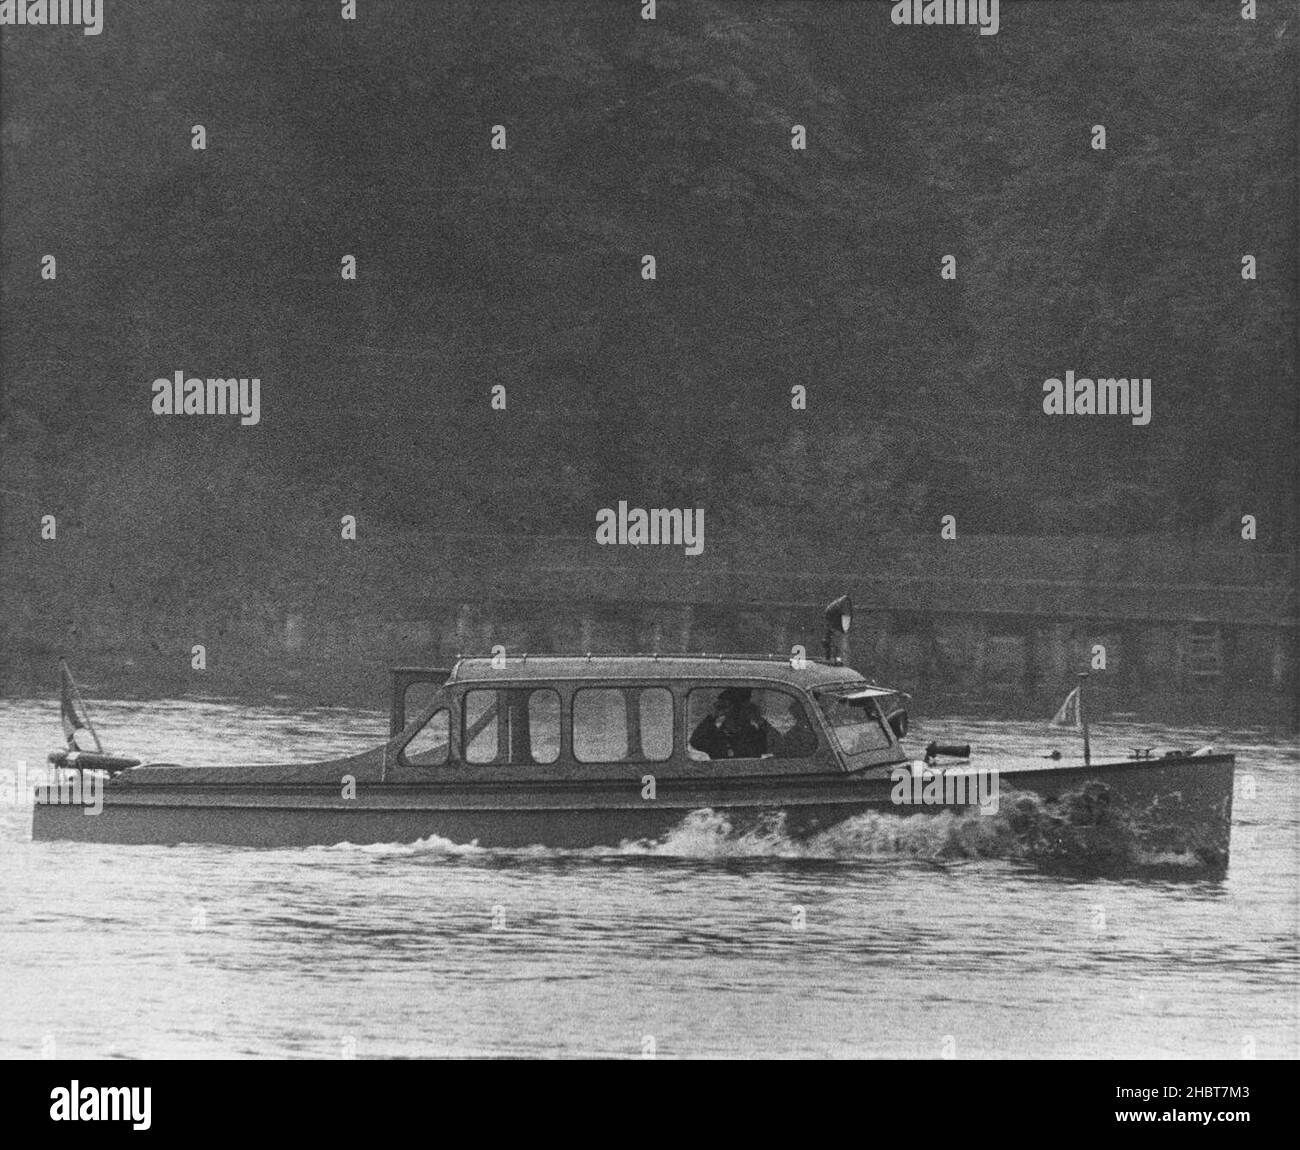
[689,687,776,760]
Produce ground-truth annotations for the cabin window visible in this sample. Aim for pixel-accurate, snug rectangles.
[463,688,561,765]
[686,687,818,761]
[403,680,442,727]
[401,708,450,767]
[572,687,674,763]
[814,691,893,757]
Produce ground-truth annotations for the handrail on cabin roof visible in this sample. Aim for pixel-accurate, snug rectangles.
[388,653,850,674]
[448,652,844,664]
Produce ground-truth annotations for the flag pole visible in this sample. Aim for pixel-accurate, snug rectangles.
[61,658,103,753]
[1077,671,1090,766]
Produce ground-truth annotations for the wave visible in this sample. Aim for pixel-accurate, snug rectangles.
[617,794,1220,870]
[316,784,1227,872]
[320,834,485,858]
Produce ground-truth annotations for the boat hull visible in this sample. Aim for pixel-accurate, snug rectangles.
[31,753,1235,863]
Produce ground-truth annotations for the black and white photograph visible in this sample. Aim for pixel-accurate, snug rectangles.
[1,0,1296,1090]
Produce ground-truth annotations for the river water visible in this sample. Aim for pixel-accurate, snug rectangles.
[1,697,1296,1059]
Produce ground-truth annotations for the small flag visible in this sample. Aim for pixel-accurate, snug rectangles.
[59,661,100,751]
[1050,686,1082,730]
[60,663,86,746]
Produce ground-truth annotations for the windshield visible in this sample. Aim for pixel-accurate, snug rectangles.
[814,689,895,758]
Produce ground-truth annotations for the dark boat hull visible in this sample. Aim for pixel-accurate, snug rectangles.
[31,753,1235,863]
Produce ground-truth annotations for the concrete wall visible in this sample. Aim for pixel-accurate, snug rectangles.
[4,532,1294,720]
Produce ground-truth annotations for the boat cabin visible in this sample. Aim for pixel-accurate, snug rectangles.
[384,655,910,780]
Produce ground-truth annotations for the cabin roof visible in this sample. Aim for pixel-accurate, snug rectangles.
[428,654,871,690]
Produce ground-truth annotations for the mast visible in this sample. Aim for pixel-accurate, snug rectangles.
[1078,671,1090,766]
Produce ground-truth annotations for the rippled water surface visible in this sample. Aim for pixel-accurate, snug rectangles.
[1,697,1296,1058]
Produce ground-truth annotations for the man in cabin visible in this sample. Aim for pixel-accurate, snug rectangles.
[776,700,819,758]
[689,687,777,760]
